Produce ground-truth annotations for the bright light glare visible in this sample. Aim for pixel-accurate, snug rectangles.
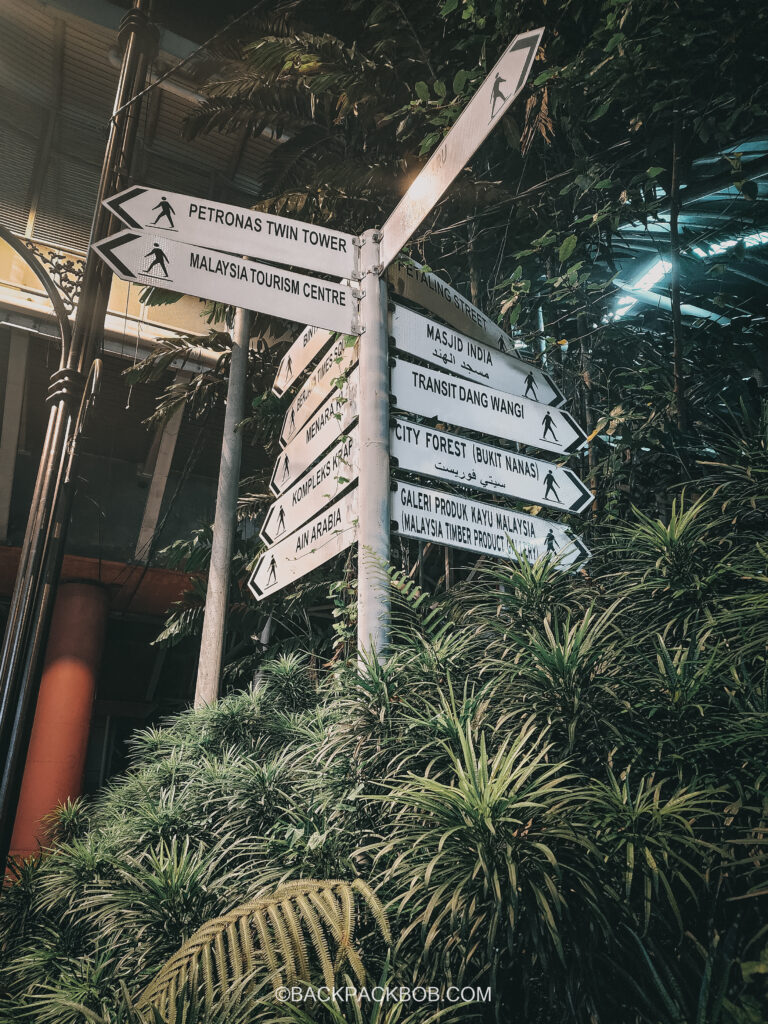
[692,230,768,257]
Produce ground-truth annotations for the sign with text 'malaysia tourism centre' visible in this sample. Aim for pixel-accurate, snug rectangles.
[392,480,590,570]
[93,230,361,336]
[103,186,358,280]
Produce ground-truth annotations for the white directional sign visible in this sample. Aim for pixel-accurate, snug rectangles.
[261,430,358,545]
[281,336,358,446]
[271,371,359,496]
[273,325,335,397]
[391,418,592,513]
[388,262,520,353]
[103,186,358,279]
[392,481,589,569]
[390,358,586,456]
[248,489,358,600]
[93,230,361,336]
[390,303,563,407]
[379,28,544,269]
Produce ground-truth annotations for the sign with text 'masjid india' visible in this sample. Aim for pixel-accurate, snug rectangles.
[271,370,359,496]
[392,481,590,570]
[104,185,358,280]
[390,357,587,457]
[93,230,360,336]
[391,418,593,514]
[248,488,358,600]
[390,302,564,407]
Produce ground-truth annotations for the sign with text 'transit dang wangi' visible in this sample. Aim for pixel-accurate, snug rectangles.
[93,230,361,336]
[103,186,358,279]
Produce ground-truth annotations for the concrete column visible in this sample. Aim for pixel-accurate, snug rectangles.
[9,581,108,857]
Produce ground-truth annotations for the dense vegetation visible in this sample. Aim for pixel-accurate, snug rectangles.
[1,412,767,1021]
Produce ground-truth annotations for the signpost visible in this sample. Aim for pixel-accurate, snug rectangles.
[248,489,358,600]
[93,230,361,336]
[392,481,589,569]
[390,302,563,406]
[270,371,359,496]
[379,28,544,269]
[261,430,358,544]
[280,336,358,446]
[391,418,592,513]
[272,325,335,397]
[390,357,587,456]
[103,185,359,279]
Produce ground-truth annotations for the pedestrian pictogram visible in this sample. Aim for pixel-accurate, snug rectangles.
[490,72,508,119]
[541,410,559,443]
[543,469,560,503]
[144,242,170,277]
[152,196,175,227]
[524,372,537,400]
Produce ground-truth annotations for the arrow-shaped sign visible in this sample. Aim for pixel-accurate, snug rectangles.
[248,488,358,600]
[104,186,358,279]
[391,418,592,513]
[93,230,361,337]
[271,370,359,496]
[272,325,335,397]
[390,303,563,407]
[390,357,586,457]
[281,336,358,447]
[392,481,589,570]
[261,430,358,544]
[379,28,544,269]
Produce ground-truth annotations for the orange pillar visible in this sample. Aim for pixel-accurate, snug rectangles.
[9,581,108,858]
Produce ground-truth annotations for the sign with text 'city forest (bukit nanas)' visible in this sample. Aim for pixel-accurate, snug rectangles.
[392,481,589,569]
[248,488,358,600]
[93,231,361,336]
[272,325,335,397]
[280,337,358,446]
[103,186,358,279]
[390,302,564,407]
[270,370,359,496]
[391,418,592,513]
[261,430,358,545]
[379,28,544,269]
[390,357,587,457]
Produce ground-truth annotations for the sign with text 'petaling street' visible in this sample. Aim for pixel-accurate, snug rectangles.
[390,357,587,457]
[392,481,589,569]
[390,302,563,407]
[270,370,359,496]
[248,488,358,600]
[261,430,358,545]
[104,186,358,279]
[391,418,592,513]
[93,231,360,336]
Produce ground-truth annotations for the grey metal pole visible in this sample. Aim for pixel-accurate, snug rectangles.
[194,307,250,707]
[357,230,391,659]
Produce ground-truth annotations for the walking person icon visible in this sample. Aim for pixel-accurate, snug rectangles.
[524,371,538,400]
[544,528,556,555]
[541,410,558,443]
[289,409,295,434]
[152,196,175,227]
[543,469,560,503]
[144,243,170,277]
[266,554,277,586]
[490,72,508,119]
[276,507,286,536]
[285,356,293,379]
[281,455,290,482]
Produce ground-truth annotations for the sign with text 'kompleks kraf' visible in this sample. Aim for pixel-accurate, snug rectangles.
[390,302,563,407]
[392,481,590,569]
[391,417,592,513]
[261,430,359,545]
[248,488,358,600]
[271,370,359,496]
[379,28,544,269]
[390,357,586,457]
[93,231,361,337]
[104,186,358,279]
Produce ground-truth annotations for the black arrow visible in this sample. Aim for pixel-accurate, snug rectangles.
[565,469,594,513]
[508,30,542,96]
[92,231,139,281]
[561,410,588,453]
[542,371,566,408]
[103,185,147,229]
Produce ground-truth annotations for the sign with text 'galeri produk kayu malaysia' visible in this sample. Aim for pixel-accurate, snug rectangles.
[93,231,361,336]
[392,481,589,569]
[390,357,587,457]
[103,186,358,279]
